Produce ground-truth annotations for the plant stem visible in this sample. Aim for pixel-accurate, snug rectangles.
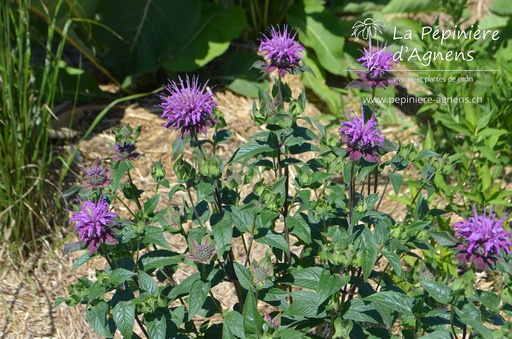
[348,162,356,225]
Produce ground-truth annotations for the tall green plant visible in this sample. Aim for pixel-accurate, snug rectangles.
[0,0,68,250]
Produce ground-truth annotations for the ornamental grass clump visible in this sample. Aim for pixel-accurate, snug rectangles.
[56,23,512,339]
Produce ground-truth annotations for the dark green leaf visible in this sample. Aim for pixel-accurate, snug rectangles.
[211,212,233,251]
[381,250,405,279]
[167,272,201,302]
[228,140,274,164]
[354,226,377,279]
[455,302,493,336]
[188,280,210,321]
[254,228,289,253]
[364,291,415,315]
[144,194,160,215]
[234,262,253,291]
[428,230,458,247]
[86,301,113,338]
[476,290,500,312]
[112,301,135,339]
[139,271,158,295]
[420,279,452,304]
[89,281,106,302]
[316,269,348,305]
[146,311,167,339]
[286,213,311,243]
[388,171,403,194]
[243,291,264,335]
[139,250,182,271]
[109,268,136,286]
[224,311,245,339]
[143,226,171,249]
[281,267,323,290]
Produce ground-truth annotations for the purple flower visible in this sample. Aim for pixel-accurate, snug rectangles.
[159,75,217,137]
[258,25,305,77]
[112,141,139,161]
[454,205,512,269]
[339,112,384,162]
[70,198,118,255]
[184,236,217,264]
[356,41,398,88]
[82,157,110,189]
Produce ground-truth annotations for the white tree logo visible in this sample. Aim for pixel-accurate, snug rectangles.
[351,18,385,40]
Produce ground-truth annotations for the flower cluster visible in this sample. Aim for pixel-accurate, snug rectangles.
[339,112,384,162]
[70,198,118,255]
[356,42,398,88]
[454,205,512,269]
[159,75,217,137]
[82,158,110,189]
[258,25,304,77]
[185,236,217,264]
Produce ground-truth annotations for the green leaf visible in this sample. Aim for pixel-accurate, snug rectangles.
[146,311,167,339]
[188,280,210,321]
[316,269,348,305]
[163,4,247,71]
[287,3,346,75]
[139,250,182,271]
[254,228,290,253]
[477,146,500,164]
[281,267,323,290]
[234,262,253,291]
[71,253,94,271]
[211,212,233,251]
[490,0,512,15]
[388,171,403,194]
[382,0,437,13]
[144,194,160,215]
[420,279,452,304]
[89,281,106,302]
[476,290,500,312]
[224,311,245,339]
[111,160,132,192]
[228,140,274,164]
[455,302,493,336]
[167,272,201,302]
[415,149,439,160]
[86,301,113,338]
[354,226,377,279]
[286,213,311,243]
[364,291,415,315]
[342,299,381,324]
[221,51,269,97]
[420,330,452,339]
[428,230,458,247]
[381,250,405,279]
[243,291,264,335]
[139,271,158,295]
[143,226,171,249]
[112,301,135,339]
[109,268,136,286]
[283,295,322,317]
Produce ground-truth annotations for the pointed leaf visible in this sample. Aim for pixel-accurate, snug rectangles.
[112,301,135,339]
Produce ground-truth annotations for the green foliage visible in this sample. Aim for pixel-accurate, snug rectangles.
[0,0,66,249]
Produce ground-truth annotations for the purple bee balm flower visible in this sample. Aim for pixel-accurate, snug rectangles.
[356,41,398,88]
[454,205,512,269]
[185,236,217,264]
[339,112,384,162]
[159,75,217,137]
[112,141,139,161]
[69,198,118,255]
[82,157,110,189]
[258,25,305,77]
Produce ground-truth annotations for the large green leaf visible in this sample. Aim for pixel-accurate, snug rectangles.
[96,0,201,75]
[86,301,114,338]
[188,280,210,321]
[354,226,377,280]
[220,51,269,98]
[163,4,247,72]
[420,279,452,305]
[112,301,135,339]
[287,2,346,75]
[364,291,415,315]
